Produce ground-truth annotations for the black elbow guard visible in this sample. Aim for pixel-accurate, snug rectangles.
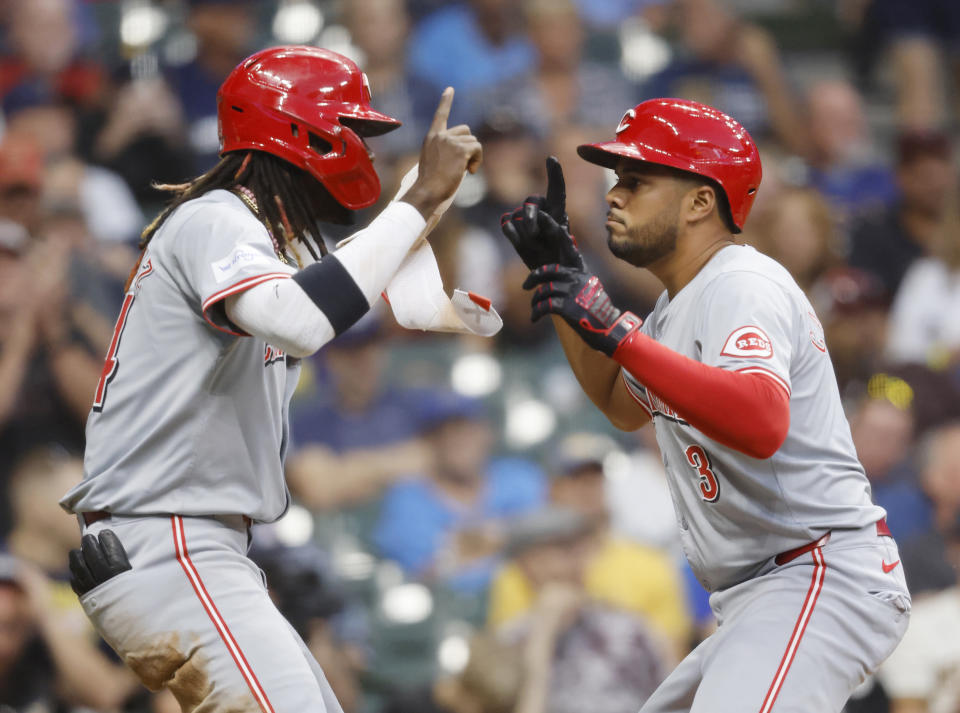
[292,254,370,335]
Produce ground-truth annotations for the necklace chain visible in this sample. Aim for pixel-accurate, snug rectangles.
[233,186,295,266]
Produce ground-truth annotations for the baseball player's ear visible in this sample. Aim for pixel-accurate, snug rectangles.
[687,184,717,225]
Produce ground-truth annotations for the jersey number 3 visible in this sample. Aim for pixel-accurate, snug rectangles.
[685,444,720,502]
[92,293,135,413]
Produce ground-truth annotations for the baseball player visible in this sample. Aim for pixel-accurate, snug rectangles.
[58,46,481,712]
[500,98,910,712]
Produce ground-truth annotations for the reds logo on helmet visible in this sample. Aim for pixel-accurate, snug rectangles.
[721,326,773,359]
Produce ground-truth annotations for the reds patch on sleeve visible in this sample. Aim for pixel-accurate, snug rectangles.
[720,325,773,359]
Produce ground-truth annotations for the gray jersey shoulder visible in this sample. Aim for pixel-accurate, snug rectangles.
[62,191,301,522]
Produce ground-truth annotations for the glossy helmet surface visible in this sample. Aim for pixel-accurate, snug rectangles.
[578,98,761,231]
[218,45,401,210]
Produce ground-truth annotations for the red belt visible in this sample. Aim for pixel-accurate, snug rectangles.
[775,517,890,566]
[82,510,111,526]
[81,512,253,528]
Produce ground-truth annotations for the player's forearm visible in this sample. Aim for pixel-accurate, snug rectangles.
[553,316,648,430]
[227,202,427,354]
[287,441,429,509]
[614,331,790,458]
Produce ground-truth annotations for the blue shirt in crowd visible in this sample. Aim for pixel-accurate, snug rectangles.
[373,457,547,593]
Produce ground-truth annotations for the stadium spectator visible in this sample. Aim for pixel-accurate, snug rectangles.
[479,0,635,139]
[407,0,536,125]
[809,267,890,394]
[4,449,139,710]
[803,79,898,223]
[878,575,960,713]
[0,134,44,235]
[0,229,102,533]
[849,382,930,542]
[644,0,808,154]
[0,554,59,713]
[852,0,960,130]
[164,0,259,171]
[603,427,679,552]
[2,81,145,244]
[746,186,840,293]
[373,392,546,593]
[92,70,195,208]
[496,506,669,713]
[344,0,436,159]
[383,633,523,713]
[250,538,363,713]
[287,313,435,521]
[487,432,691,658]
[848,130,953,296]
[0,0,106,112]
[898,422,960,594]
[884,173,960,367]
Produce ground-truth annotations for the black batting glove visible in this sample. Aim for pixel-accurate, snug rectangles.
[500,156,585,271]
[69,529,132,596]
[523,264,642,357]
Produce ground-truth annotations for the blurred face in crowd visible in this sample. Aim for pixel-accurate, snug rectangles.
[516,533,594,590]
[850,399,914,480]
[551,465,608,526]
[524,0,583,70]
[823,307,888,384]
[677,0,736,61]
[431,418,493,484]
[482,133,541,204]
[188,2,256,64]
[6,104,77,161]
[752,188,835,289]
[9,0,77,75]
[11,453,84,551]
[807,80,869,167]
[921,424,960,515]
[898,154,953,217]
[0,584,32,677]
[346,0,409,66]
[324,339,386,412]
[605,161,695,267]
[549,125,607,238]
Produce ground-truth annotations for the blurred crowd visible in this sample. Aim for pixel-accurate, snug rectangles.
[0,0,958,712]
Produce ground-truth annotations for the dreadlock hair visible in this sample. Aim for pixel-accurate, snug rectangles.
[127,151,355,290]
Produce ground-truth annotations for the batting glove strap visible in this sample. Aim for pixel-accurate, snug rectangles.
[524,264,641,356]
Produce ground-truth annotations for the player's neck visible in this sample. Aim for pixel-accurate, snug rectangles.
[650,230,735,298]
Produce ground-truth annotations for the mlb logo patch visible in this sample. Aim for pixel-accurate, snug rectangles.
[721,325,773,359]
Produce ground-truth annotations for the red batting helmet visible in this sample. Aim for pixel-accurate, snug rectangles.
[577,98,761,231]
[218,46,401,210]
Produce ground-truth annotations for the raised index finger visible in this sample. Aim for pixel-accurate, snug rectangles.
[429,87,454,134]
[545,156,566,221]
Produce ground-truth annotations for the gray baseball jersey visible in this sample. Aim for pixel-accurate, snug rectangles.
[60,189,300,523]
[621,244,884,592]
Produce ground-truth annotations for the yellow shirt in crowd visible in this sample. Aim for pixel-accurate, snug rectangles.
[487,536,692,649]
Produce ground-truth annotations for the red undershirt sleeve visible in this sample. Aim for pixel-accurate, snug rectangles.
[613,332,790,458]
[616,269,796,459]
